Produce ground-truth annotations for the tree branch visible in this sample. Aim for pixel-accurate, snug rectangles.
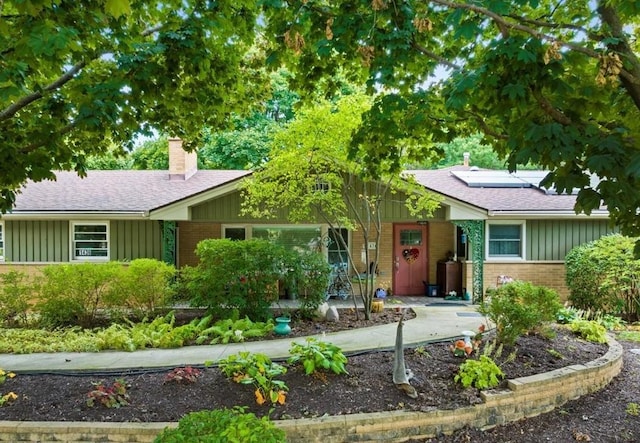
[0,60,87,122]
[1,22,165,123]
[19,122,77,155]
[411,41,460,70]
[597,3,640,108]
[530,89,572,125]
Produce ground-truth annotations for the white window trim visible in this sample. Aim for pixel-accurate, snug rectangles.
[486,220,526,261]
[0,220,4,262]
[70,221,110,262]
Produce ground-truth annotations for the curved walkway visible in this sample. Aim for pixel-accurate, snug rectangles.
[3,298,488,374]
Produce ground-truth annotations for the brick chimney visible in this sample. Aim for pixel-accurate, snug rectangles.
[168,137,197,180]
[463,152,470,167]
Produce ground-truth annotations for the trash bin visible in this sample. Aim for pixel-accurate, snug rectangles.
[424,282,440,297]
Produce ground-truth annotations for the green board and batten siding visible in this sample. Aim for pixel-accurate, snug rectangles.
[110,220,163,261]
[190,190,446,223]
[4,220,162,263]
[526,219,616,261]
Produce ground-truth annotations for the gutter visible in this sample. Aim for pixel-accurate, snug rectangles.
[487,210,610,219]
[2,211,150,220]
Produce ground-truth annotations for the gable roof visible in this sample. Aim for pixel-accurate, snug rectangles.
[7,166,609,221]
[9,170,251,216]
[407,167,609,217]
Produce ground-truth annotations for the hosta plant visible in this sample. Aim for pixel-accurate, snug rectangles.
[288,338,348,375]
[216,352,287,406]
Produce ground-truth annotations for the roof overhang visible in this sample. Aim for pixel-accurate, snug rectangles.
[2,211,149,220]
[487,210,611,219]
[149,180,243,220]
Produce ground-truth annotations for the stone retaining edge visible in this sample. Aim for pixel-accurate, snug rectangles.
[0,336,623,442]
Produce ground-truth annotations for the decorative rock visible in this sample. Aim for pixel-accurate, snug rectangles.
[326,306,340,322]
[314,302,330,320]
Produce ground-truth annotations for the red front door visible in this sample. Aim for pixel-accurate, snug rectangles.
[393,223,428,296]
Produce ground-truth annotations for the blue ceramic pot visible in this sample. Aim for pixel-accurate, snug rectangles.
[274,316,292,335]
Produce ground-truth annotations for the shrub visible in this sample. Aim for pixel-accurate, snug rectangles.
[0,270,35,327]
[480,281,562,346]
[181,239,286,321]
[108,258,176,320]
[566,234,640,321]
[282,251,331,318]
[154,407,286,443]
[36,262,124,328]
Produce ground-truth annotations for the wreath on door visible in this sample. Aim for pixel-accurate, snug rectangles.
[402,248,420,264]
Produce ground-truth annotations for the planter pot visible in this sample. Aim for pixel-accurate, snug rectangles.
[274,316,292,335]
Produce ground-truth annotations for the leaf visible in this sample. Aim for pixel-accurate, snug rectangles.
[104,0,131,18]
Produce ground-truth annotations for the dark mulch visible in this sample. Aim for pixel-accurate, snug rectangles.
[1,307,638,442]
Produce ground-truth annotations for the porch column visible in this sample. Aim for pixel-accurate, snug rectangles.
[452,220,485,303]
[160,221,177,266]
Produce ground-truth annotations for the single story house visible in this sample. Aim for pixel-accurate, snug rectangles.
[0,139,615,301]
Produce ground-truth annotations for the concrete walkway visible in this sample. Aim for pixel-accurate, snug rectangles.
[2,298,488,374]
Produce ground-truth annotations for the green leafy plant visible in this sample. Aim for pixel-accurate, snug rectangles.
[595,314,626,331]
[618,330,640,342]
[288,338,348,375]
[217,352,288,405]
[86,378,130,408]
[0,368,17,406]
[36,262,124,328]
[547,349,564,359]
[153,407,286,443]
[107,258,176,320]
[569,319,608,343]
[454,355,504,390]
[626,402,639,416]
[164,366,202,384]
[556,306,581,325]
[566,234,640,322]
[480,281,562,346]
[0,270,35,327]
[195,316,274,345]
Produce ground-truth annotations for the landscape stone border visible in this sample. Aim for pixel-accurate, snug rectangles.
[0,336,623,442]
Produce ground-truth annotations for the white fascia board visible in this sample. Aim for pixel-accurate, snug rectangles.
[487,210,610,220]
[149,181,241,221]
[2,211,149,220]
[441,197,487,220]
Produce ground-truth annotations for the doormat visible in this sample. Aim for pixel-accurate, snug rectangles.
[456,312,483,317]
[426,302,468,307]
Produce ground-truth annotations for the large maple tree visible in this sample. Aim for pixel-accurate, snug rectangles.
[262,0,640,249]
[0,0,264,211]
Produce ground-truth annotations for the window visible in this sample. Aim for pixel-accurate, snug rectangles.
[0,222,3,261]
[71,222,109,260]
[224,227,246,241]
[252,226,322,252]
[488,223,524,259]
[327,228,349,265]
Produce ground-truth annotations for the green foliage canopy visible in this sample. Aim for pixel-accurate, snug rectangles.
[1,0,265,211]
[261,0,640,250]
